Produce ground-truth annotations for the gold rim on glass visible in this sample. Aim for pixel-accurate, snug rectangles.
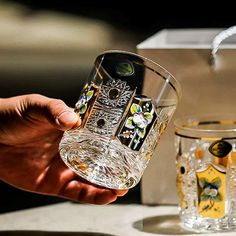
[174,115,236,140]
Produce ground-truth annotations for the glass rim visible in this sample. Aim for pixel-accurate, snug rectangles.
[174,115,236,139]
[96,49,182,101]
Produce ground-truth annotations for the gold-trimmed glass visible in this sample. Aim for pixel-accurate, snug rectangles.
[59,50,181,190]
[174,115,236,232]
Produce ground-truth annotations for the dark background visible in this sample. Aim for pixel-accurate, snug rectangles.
[1,0,235,213]
[3,1,236,42]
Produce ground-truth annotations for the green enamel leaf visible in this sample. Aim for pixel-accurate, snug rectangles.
[79,104,87,114]
[211,177,221,188]
[136,127,146,138]
[116,62,134,76]
[199,178,208,188]
[86,90,94,100]
[125,117,135,129]
[130,103,142,114]
[144,112,153,124]
[201,194,210,201]
[213,194,222,202]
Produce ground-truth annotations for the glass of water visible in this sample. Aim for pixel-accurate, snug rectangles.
[175,115,236,232]
[59,50,181,189]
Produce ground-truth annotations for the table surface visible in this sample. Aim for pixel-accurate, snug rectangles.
[0,202,236,236]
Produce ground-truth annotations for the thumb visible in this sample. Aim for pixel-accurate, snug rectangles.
[43,97,81,131]
[56,110,81,130]
[25,94,81,131]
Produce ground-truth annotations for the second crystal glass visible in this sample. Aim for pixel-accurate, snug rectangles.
[175,115,236,232]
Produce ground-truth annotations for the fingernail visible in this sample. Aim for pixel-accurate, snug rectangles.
[56,111,78,126]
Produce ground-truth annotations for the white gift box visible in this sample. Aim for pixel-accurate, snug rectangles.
[137,28,236,205]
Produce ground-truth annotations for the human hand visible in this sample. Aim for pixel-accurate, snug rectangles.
[0,94,128,204]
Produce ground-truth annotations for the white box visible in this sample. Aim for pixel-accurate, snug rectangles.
[137,28,236,205]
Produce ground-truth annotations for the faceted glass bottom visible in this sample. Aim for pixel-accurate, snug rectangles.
[59,129,148,189]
